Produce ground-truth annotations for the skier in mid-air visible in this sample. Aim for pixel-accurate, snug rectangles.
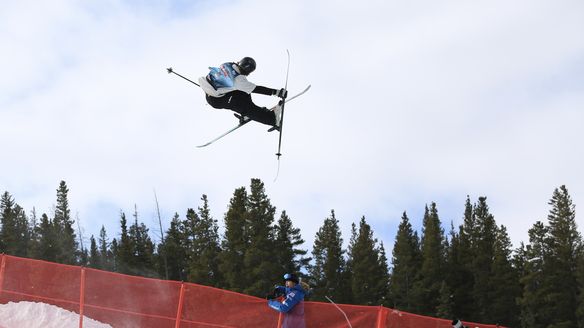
[198,57,288,128]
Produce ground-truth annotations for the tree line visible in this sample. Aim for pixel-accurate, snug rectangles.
[0,179,582,327]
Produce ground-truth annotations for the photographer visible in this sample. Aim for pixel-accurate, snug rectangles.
[267,273,306,328]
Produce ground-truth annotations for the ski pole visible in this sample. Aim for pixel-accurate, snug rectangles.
[325,296,353,328]
[167,67,200,87]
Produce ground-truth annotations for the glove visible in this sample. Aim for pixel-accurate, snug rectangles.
[267,286,284,300]
[266,292,277,300]
[274,88,288,99]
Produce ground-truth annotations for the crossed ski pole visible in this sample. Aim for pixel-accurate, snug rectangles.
[167,67,200,87]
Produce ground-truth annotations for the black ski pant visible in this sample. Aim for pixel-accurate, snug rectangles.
[205,91,276,126]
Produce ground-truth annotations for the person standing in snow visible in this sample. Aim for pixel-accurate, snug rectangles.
[267,273,306,328]
[198,57,287,128]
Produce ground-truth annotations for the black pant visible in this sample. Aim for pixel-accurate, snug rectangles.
[206,91,276,126]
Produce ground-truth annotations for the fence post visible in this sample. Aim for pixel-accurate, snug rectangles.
[175,282,186,328]
[79,267,86,328]
[0,254,5,294]
[376,305,388,328]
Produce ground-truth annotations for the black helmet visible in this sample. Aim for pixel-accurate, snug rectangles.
[237,57,256,75]
[283,273,299,284]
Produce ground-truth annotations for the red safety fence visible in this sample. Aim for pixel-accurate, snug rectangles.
[0,255,503,327]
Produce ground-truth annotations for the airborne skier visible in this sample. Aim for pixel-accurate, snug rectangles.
[198,57,288,128]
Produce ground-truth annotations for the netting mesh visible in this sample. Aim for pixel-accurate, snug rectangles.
[0,255,503,328]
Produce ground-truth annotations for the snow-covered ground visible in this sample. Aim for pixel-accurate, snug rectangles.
[0,301,112,328]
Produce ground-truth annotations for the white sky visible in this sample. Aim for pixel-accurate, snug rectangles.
[2,0,583,255]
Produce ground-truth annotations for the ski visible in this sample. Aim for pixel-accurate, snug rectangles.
[275,50,291,159]
[196,116,251,148]
[196,85,311,148]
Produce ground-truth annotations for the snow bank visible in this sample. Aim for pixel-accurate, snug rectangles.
[0,301,112,328]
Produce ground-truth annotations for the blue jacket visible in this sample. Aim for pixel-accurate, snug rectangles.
[268,284,306,328]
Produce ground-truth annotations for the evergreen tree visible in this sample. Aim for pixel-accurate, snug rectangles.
[518,221,550,328]
[412,203,446,316]
[489,225,520,327]
[0,192,17,254]
[389,211,421,312]
[577,251,584,327]
[242,179,279,296]
[348,216,388,305]
[159,213,187,281]
[128,206,156,277]
[449,198,476,319]
[35,213,57,262]
[436,280,454,319]
[98,225,113,271]
[53,181,77,264]
[309,210,351,303]
[545,185,581,327]
[219,187,248,292]
[28,207,39,258]
[377,242,391,306]
[88,235,100,269]
[116,212,133,274]
[470,197,498,322]
[274,210,310,278]
[187,195,222,286]
[17,205,31,257]
[0,194,34,259]
[111,238,119,272]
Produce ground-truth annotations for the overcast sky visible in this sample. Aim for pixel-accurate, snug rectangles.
[2,0,584,255]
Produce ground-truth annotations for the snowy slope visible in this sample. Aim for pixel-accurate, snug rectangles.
[0,301,111,328]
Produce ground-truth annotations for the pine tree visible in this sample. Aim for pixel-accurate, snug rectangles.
[116,212,133,274]
[98,225,113,271]
[274,210,310,278]
[111,238,119,272]
[436,280,454,319]
[219,187,248,292]
[412,203,446,316]
[389,211,421,312]
[489,225,520,327]
[348,216,388,305]
[0,191,17,254]
[88,235,100,269]
[577,252,584,327]
[545,185,581,327]
[449,198,476,320]
[518,221,550,328]
[377,242,391,306]
[53,181,77,264]
[242,179,279,296]
[28,207,39,258]
[470,197,498,322]
[128,206,156,277]
[35,213,58,262]
[187,195,222,286]
[0,193,30,258]
[309,210,351,303]
[159,213,187,281]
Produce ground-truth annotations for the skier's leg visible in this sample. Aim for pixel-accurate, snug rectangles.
[205,94,228,109]
[225,91,276,126]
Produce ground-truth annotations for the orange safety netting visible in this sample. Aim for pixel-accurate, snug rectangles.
[0,255,503,328]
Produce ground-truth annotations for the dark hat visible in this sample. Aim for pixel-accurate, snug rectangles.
[237,57,256,75]
[283,273,299,284]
